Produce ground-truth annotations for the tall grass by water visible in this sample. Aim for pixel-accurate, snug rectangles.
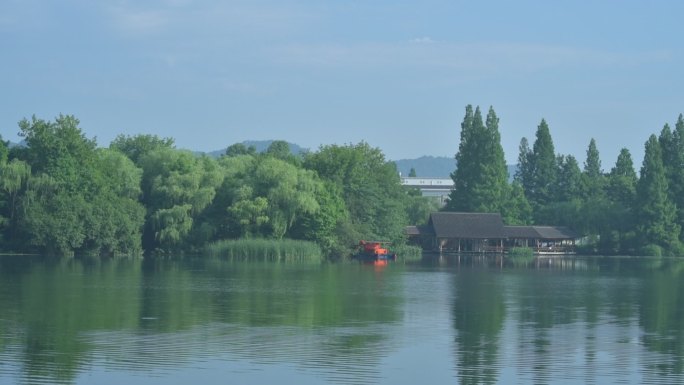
[508,247,534,258]
[507,247,535,266]
[392,244,423,262]
[205,239,323,262]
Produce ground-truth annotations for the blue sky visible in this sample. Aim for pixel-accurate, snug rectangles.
[1,1,682,165]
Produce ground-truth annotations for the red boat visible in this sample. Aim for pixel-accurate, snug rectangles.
[353,240,397,265]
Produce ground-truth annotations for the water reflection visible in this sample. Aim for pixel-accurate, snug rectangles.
[451,268,505,385]
[442,255,684,384]
[1,255,684,384]
[0,257,405,384]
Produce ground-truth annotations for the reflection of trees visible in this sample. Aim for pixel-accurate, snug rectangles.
[0,257,404,384]
[138,258,212,332]
[203,260,403,327]
[512,269,607,383]
[451,269,505,385]
[5,257,142,384]
[8,254,684,384]
[639,260,684,376]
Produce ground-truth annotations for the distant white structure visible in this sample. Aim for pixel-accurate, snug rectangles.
[400,177,453,205]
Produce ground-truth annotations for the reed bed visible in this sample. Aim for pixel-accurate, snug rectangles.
[507,247,535,266]
[205,239,323,262]
[392,244,423,262]
[508,247,534,258]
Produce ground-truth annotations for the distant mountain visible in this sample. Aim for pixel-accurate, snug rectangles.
[200,141,519,181]
[204,140,307,158]
[393,156,456,178]
[6,140,25,148]
[394,155,518,181]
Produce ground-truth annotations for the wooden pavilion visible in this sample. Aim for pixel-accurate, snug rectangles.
[504,225,578,254]
[407,212,579,254]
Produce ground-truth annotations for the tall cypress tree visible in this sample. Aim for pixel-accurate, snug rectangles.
[446,105,508,214]
[528,119,557,212]
[660,117,684,241]
[501,181,532,225]
[582,138,605,199]
[556,155,582,202]
[636,135,680,251]
[446,105,475,211]
[481,106,510,209]
[600,148,638,253]
[607,148,637,207]
[675,114,684,240]
[514,137,533,194]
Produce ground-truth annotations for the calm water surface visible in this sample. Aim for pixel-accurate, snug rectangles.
[1,255,683,384]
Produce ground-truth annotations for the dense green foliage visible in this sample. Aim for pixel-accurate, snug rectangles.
[446,106,513,218]
[445,106,684,256]
[3,116,145,256]
[636,135,681,253]
[303,142,410,255]
[525,119,558,213]
[3,108,684,257]
[0,116,425,258]
[446,106,530,224]
[523,123,683,256]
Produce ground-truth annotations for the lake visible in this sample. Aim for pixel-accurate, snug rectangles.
[1,255,683,384]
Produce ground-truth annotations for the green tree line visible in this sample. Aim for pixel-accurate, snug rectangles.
[0,115,436,257]
[446,105,684,256]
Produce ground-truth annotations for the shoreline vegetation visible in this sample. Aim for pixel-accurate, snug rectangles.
[1,107,684,259]
[391,244,423,262]
[507,247,535,259]
[205,239,323,262]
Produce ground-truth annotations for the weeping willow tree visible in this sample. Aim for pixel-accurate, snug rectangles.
[0,159,31,221]
[0,157,32,246]
[138,148,224,253]
[208,154,321,241]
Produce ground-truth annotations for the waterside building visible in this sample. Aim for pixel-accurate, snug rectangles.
[407,212,578,254]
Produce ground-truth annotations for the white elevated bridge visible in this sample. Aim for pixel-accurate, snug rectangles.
[400,177,453,205]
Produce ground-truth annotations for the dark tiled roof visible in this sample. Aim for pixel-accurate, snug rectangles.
[429,212,506,239]
[505,225,579,240]
[405,225,434,236]
[405,226,420,236]
[504,226,540,238]
[533,226,579,239]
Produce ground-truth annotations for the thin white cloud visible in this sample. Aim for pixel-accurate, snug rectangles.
[409,37,434,44]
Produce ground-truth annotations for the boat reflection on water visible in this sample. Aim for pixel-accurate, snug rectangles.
[353,240,397,266]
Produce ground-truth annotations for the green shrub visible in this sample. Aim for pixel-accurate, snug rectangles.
[507,247,535,266]
[639,244,663,257]
[575,243,596,255]
[667,241,684,258]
